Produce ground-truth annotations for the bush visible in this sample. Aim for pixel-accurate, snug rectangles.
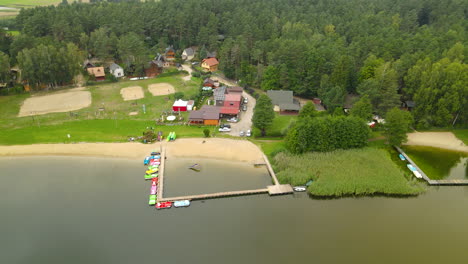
[191,71,201,77]
[203,129,210,137]
[174,92,185,100]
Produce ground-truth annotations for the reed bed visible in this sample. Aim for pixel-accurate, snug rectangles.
[274,148,424,197]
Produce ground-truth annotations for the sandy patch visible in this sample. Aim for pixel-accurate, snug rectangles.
[0,138,264,163]
[128,111,138,116]
[405,132,468,153]
[120,86,144,101]
[148,83,175,96]
[18,91,91,117]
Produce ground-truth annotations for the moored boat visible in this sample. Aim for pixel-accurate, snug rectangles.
[413,170,423,179]
[143,156,151,165]
[156,201,172,209]
[293,186,307,192]
[151,151,160,156]
[150,185,157,195]
[146,168,159,174]
[174,200,190,207]
[399,154,406,161]
[144,173,158,180]
[148,195,157,205]
[407,164,417,171]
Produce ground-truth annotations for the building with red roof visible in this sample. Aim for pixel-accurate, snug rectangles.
[201,57,219,72]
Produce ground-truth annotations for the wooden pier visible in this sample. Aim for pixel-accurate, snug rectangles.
[395,146,468,185]
[156,152,293,203]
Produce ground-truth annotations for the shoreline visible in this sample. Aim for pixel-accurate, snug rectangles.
[404,132,468,153]
[0,138,264,163]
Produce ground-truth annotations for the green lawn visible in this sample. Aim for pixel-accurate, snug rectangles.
[1,0,64,8]
[253,113,297,138]
[274,148,424,197]
[0,75,206,145]
[453,129,468,145]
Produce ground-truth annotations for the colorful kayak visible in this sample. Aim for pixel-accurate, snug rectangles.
[172,132,177,140]
[144,173,158,180]
[173,200,190,208]
[399,154,406,161]
[151,151,160,156]
[148,165,159,170]
[166,132,173,142]
[143,156,151,165]
[156,201,172,209]
[150,185,157,195]
[413,170,423,179]
[151,177,158,184]
[148,195,157,205]
[407,164,417,171]
[146,168,159,174]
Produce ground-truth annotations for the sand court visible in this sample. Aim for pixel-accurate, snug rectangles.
[148,83,175,96]
[18,91,91,117]
[120,86,144,101]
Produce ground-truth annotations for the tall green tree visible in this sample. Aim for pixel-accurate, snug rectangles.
[261,65,280,91]
[350,95,373,121]
[117,32,148,75]
[298,102,317,119]
[0,51,10,84]
[383,108,413,146]
[252,94,275,137]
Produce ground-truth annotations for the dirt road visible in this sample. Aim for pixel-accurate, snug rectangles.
[180,64,193,81]
[227,91,256,137]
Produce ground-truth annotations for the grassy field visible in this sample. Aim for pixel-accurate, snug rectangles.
[453,129,468,145]
[1,0,64,8]
[0,75,210,145]
[252,113,297,138]
[273,148,424,197]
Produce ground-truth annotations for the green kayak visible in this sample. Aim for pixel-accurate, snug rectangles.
[148,165,159,170]
[144,173,159,180]
[149,195,157,205]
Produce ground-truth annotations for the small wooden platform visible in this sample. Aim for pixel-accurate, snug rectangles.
[428,179,468,185]
[267,184,294,195]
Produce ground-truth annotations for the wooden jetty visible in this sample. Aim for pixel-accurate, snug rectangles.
[157,152,293,203]
[156,147,165,201]
[395,146,468,185]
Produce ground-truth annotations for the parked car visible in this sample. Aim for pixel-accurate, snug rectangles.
[227,117,238,123]
[220,124,231,128]
[242,105,247,111]
[244,98,248,104]
[239,130,245,136]
[246,130,251,137]
[219,127,231,132]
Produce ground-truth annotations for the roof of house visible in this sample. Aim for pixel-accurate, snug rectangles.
[183,47,194,56]
[206,51,217,58]
[314,103,326,111]
[280,103,301,111]
[173,99,188,107]
[189,106,220,120]
[202,57,219,66]
[267,90,294,105]
[87,67,105,77]
[227,87,243,93]
[220,106,239,115]
[83,59,95,68]
[187,100,195,106]
[214,86,226,101]
[165,45,175,54]
[204,78,215,85]
[224,93,242,102]
[109,63,122,71]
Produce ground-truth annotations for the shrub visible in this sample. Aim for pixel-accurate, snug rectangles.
[203,129,210,137]
[174,92,185,100]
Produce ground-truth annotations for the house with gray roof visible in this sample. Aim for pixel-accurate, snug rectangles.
[182,47,195,61]
[213,86,227,106]
[109,63,124,78]
[267,90,301,114]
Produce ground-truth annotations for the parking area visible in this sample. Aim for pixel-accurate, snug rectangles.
[226,91,255,137]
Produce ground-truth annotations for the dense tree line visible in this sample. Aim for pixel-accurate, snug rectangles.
[2,0,467,126]
[285,116,370,153]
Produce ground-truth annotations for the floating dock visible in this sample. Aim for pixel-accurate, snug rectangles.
[395,146,468,185]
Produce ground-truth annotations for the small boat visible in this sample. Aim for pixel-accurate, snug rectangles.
[399,154,406,161]
[407,164,417,171]
[174,200,190,208]
[152,155,161,159]
[166,132,173,142]
[155,201,172,209]
[293,186,307,192]
[189,164,200,171]
[143,156,151,165]
[148,195,157,205]
[151,177,158,184]
[144,173,158,180]
[413,170,423,179]
[150,185,157,195]
[148,165,159,170]
[151,151,160,156]
[146,168,159,174]
[305,180,313,187]
[150,161,161,166]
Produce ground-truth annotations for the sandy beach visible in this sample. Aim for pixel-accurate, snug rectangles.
[405,132,468,153]
[0,138,264,162]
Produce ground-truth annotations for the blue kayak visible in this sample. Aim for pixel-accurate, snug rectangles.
[399,154,406,161]
[174,200,190,208]
[407,164,417,171]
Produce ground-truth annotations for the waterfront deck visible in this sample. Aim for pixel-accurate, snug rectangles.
[395,146,468,186]
[157,152,293,203]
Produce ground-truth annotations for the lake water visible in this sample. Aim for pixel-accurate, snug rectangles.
[2,156,468,264]
[403,146,468,180]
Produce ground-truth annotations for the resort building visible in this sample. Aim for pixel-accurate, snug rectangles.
[87,66,105,81]
[172,99,188,112]
[213,86,243,117]
[201,57,219,72]
[182,47,195,61]
[267,90,301,115]
[188,105,220,125]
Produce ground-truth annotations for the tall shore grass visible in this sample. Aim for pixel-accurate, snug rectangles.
[274,148,424,197]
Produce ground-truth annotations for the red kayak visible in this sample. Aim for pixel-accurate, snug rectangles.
[151,177,158,184]
[155,201,172,209]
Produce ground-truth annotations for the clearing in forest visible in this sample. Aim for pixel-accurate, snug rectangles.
[148,83,175,96]
[120,86,144,101]
[18,90,91,117]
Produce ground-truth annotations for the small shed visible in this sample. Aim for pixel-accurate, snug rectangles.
[187,100,195,111]
[172,99,188,112]
[109,63,124,78]
[87,67,105,81]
